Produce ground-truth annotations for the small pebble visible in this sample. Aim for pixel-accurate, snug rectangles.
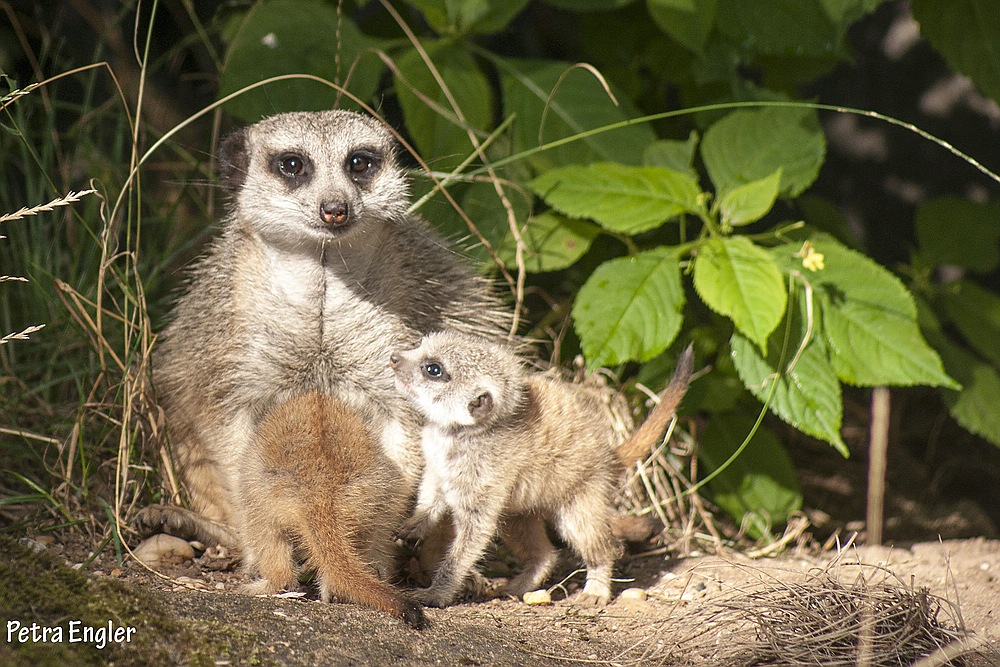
[522,589,552,605]
[620,587,648,602]
[133,534,196,566]
[18,538,47,554]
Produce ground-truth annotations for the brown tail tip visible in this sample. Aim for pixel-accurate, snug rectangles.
[616,343,695,465]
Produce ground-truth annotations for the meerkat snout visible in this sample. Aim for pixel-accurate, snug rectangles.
[320,200,350,227]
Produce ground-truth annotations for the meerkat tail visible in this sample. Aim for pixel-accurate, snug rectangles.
[304,522,427,630]
[615,344,694,466]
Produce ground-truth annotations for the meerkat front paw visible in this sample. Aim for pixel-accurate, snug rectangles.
[241,578,290,597]
[411,586,455,608]
[398,514,432,542]
[132,504,238,547]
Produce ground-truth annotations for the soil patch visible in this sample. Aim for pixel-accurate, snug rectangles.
[11,532,998,666]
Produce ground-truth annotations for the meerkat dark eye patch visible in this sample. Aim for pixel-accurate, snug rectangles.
[345,148,381,182]
[421,361,449,382]
[271,152,311,186]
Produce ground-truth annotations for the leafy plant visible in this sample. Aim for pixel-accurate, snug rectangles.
[7,0,1000,544]
[210,0,999,539]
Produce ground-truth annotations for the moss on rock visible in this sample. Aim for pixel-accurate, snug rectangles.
[0,535,274,666]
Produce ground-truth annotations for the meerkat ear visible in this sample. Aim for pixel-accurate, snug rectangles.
[468,391,494,420]
[218,127,249,193]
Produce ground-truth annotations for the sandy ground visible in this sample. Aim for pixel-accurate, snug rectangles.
[69,533,994,666]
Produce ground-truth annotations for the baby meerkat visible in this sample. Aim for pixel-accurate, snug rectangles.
[238,391,425,629]
[390,331,694,607]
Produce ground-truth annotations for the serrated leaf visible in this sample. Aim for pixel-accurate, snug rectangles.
[823,301,955,388]
[643,132,699,175]
[701,106,826,198]
[700,413,802,540]
[647,0,718,53]
[219,1,384,121]
[541,0,638,10]
[779,236,958,388]
[912,0,1000,105]
[406,0,530,35]
[941,279,1000,366]
[693,236,787,350]
[915,197,1000,273]
[572,247,685,368]
[395,42,493,170]
[919,301,1000,447]
[730,299,847,455]
[719,168,782,227]
[531,163,703,234]
[715,0,849,58]
[946,363,1000,448]
[499,58,657,170]
[497,211,600,273]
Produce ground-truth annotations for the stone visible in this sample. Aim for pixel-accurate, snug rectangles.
[133,534,195,567]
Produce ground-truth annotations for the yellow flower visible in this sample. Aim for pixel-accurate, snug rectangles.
[798,241,825,272]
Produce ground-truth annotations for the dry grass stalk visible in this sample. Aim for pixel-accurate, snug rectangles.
[668,561,989,667]
[617,418,727,556]
[0,324,46,346]
[0,189,97,224]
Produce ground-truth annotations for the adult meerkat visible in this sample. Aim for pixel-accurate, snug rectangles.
[390,331,694,607]
[239,391,424,629]
[138,110,510,545]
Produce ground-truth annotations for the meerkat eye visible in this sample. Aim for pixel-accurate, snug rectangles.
[275,153,307,178]
[421,361,449,381]
[346,150,381,182]
[347,153,372,175]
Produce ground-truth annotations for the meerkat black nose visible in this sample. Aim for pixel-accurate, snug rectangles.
[320,200,350,227]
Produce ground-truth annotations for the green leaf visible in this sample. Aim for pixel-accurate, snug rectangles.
[406,0,530,35]
[920,312,1000,447]
[647,0,719,53]
[946,362,1000,448]
[776,235,958,388]
[395,42,493,170]
[715,0,850,58]
[497,211,601,273]
[530,163,703,234]
[701,106,826,198]
[700,413,802,540]
[730,297,847,455]
[915,197,1000,273]
[693,236,787,350]
[941,279,1000,366]
[572,247,685,368]
[219,1,385,122]
[541,0,639,11]
[719,168,782,227]
[499,58,657,170]
[643,132,699,176]
[912,0,1000,104]
[920,301,1000,447]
